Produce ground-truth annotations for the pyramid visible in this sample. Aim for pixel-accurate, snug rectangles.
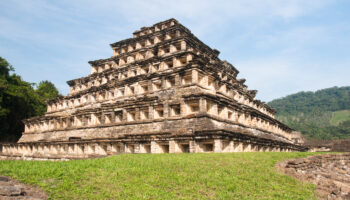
[2,19,306,159]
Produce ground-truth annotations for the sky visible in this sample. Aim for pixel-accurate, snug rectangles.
[0,0,349,102]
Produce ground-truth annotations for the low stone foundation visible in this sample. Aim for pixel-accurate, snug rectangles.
[0,133,306,160]
[278,153,350,200]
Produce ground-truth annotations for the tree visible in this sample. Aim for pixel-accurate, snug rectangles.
[0,57,12,118]
[35,80,60,114]
[36,81,59,100]
[0,57,60,142]
[268,86,350,140]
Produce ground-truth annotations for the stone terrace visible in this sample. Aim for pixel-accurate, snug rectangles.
[0,18,306,160]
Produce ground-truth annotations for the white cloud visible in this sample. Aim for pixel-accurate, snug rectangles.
[0,0,347,99]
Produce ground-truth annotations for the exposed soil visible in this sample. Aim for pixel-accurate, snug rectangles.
[0,175,47,200]
[277,153,350,200]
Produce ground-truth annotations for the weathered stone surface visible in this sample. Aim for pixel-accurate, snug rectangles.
[0,176,9,182]
[0,185,24,196]
[305,139,350,152]
[0,18,306,159]
[0,176,47,200]
[278,153,350,200]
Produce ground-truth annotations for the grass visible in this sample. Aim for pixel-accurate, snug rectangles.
[0,152,323,200]
[330,110,350,125]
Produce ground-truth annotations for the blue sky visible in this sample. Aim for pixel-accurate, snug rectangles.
[0,0,349,102]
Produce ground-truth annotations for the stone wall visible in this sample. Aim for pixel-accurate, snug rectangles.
[19,116,292,144]
[1,133,305,160]
[305,139,350,152]
[279,153,350,199]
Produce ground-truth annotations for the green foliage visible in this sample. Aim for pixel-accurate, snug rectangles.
[269,86,350,115]
[0,57,59,142]
[268,87,350,140]
[330,110,350,126]
[36,80,59,100]
[35,80,60,114]
[0,153,323,199]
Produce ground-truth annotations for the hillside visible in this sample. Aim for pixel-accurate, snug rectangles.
[268,86,350,140]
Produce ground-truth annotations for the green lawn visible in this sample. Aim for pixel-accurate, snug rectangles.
[0,152,322,199]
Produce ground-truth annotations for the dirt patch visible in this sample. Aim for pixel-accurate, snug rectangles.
[277,153,350,200]
[0,175,47,200]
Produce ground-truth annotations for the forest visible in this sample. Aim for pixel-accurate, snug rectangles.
[0,57,59,142]
[268,86,350,140]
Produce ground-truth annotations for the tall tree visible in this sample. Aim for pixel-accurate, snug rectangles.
[0,57,12,118]
[36,80,59,100]
[35,80,60,114]
[0,57,59,142]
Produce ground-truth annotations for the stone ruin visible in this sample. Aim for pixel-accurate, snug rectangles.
[306,139,350,152]
[279,153,350,199]
[0,19,307,160]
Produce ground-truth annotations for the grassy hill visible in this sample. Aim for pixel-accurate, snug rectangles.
[330,110,350,126]
[268,86,350,140]
[0,153,322,199]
